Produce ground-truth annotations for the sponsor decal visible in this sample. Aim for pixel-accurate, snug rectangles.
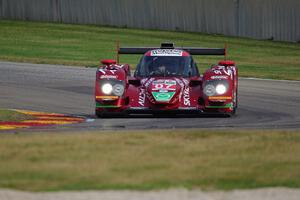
[129,107,148,110]
[96,95,119,100]
[141,78,147,85]
[98,65,122,75]
[100,75,118,79]
[208,96,232,100]
[109,70,116,74]
[183,87,191,106]
[211,75,228,79]
[95,102,120,108]
[206,103,233,109]
[178,107,198,110]
[159,89,168,93]
[213,69,223,75]
[152,92,175,102]
[145,78,155,88]
[138,88,146,106]
[231,66,236,76]
[146,92,155,103]
[174,78,185,88]
[223,68,232,77]
[174,78,191,106]
[213,66,234,79]
[174,78,185,103]
[99,69,106,74]
[112,64,124,68]
[181,78,189,85]
[150,49,183,56]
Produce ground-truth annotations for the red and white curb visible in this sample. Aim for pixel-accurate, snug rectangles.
[0,110,87,130]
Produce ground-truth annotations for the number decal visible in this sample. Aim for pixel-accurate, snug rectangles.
[152,80,176,91]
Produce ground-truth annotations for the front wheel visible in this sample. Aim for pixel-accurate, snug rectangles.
[95,110,104,118]
[231,89,238,115]
[95,109,126,118]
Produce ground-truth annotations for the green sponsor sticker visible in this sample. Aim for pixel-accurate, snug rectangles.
[96,102,120,108]
[206,103,233,108]
[152,92,175,102]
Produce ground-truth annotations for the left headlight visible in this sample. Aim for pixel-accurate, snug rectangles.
[204,84,216,96]
[102,83,113,95]
[100,80,125,96]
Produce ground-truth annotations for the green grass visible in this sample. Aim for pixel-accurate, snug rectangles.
[0,129,299,191]
[0,20,299,80]
[0,109,33,122]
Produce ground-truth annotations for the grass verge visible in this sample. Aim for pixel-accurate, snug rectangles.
[0,20,300,80]
[0,109,33,122]
[0,129,299,191]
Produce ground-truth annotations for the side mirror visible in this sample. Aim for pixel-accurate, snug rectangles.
[128,78,141,86]
[189,79,201,87]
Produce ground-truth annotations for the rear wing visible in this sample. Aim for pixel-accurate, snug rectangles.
[118,43,226,56]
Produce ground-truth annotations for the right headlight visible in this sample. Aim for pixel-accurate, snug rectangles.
[113,84,125,96]
[215,84,227,95]
[204,80,229,96]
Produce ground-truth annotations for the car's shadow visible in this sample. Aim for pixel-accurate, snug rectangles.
[81,113,234,119]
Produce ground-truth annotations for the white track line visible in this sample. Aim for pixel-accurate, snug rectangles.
[240,77,300,83]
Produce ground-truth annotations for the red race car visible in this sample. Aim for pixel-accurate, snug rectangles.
[95,43,238,117]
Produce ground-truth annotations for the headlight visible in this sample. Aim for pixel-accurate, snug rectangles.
[99,79,125,96]
[204,80,229,97]
[113,84,124,96]
[101,83,113,95]
[204,84,215,96]
[215,84,227,95]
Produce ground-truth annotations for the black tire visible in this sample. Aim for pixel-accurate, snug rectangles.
[231,88,238,115]
[95,110,104,118]
[95,110,126,118]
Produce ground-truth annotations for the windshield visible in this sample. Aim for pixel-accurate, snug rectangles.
[136,56,191,77]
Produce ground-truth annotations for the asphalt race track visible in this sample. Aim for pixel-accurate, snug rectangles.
[0,61,299,131]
